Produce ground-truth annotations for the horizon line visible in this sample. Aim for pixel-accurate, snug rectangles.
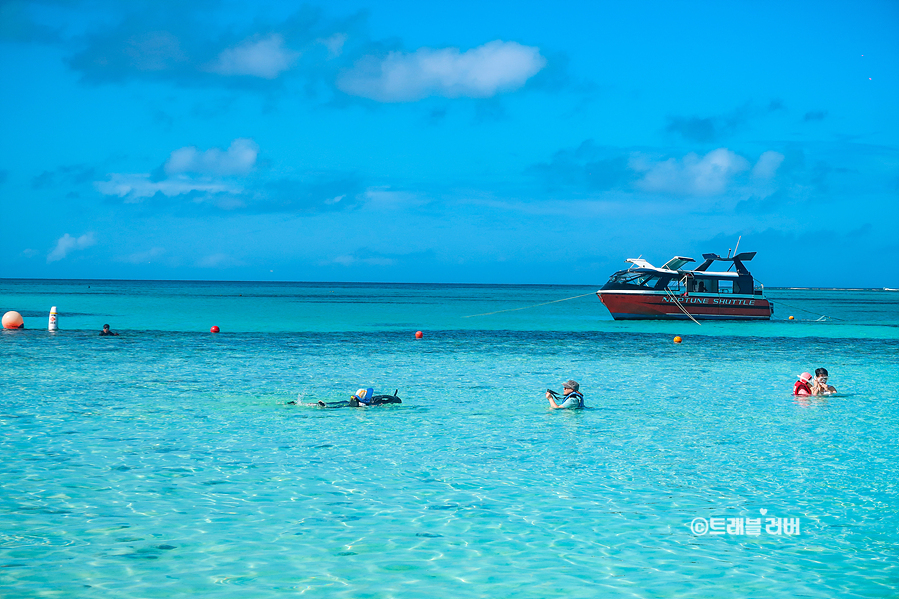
[0,277,896,292]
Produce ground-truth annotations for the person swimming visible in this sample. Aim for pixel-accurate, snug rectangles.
[99,324,119,336]
[347,388,402,407]
[289,387,402,407]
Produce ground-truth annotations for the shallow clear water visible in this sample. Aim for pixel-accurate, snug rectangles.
[1,280,898,598]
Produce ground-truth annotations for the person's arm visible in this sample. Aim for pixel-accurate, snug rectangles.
[546,391,562,409]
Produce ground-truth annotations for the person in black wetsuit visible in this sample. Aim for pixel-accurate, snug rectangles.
[340,388,402,407]
[99,324,119,336]
[289,387,402,407]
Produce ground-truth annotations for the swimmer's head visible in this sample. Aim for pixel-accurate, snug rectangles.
[798,372,813,383]
[815,368,829,378]
[562,379,579,392]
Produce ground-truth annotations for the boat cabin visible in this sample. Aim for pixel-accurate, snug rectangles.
[601,252,763,296]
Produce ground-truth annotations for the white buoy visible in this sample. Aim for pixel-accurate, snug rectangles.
[48,306,58,331]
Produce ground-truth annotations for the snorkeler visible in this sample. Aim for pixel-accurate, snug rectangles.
[289,387,402,407]
[811,368,837,395]
[99,324,119,336]
[546,380,585,409]
[346,388,402,407]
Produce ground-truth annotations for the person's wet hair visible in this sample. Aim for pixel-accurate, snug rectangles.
[815,368,829,377]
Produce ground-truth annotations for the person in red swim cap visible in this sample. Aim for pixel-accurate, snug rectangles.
[794,372,813,395]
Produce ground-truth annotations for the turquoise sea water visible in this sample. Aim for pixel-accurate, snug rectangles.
[2,279,898,598]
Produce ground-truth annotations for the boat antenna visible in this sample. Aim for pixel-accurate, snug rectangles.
[726,248,732,258]
[727,236,742,271]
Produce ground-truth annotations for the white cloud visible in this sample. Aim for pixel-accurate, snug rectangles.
[319,33,347,58]
[752,151,785,179]
[207,35,298,79]
[337,40,546,102]
[630,148,750,196]
[96,139,255,203]
[96,173,237,202]
[165,138,258,176]
[48,232,96,263]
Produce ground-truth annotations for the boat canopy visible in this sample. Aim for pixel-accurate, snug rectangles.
[625,258,655,269]
[661,256,695,271]
[695,252,757,274]
[626,256,696,272]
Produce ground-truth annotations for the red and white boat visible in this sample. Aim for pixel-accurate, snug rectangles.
[597,252,773,320]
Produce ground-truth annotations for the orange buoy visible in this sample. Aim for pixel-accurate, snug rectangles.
[673,336,682,344]
[415,330,423,339]
[789,315,794,320]
[210,326,220,333]
[2,311,24,329]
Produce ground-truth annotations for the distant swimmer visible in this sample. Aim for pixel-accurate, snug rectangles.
[546,379,584,409]
[99,324,119,336]
[794,372,813,395]
[811,368,837,395]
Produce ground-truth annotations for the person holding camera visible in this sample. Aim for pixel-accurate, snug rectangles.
[546,379,585,409]
[811,368,837,395]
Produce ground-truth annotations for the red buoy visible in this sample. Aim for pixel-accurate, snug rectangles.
[211,326,220,333]
[415,330,423,339]
[2,311,24,329]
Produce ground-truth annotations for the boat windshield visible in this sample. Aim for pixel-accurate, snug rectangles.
[612,272,662,288]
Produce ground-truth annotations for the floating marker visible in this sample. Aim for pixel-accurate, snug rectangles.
[210,326,220,333]
[2,311,24,329]
[415,330,423,339]
[673,336,682,344]
[789,316,794,320]
[48,306,58,331]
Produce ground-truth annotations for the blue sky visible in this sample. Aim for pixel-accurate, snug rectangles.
[1,0,897,286]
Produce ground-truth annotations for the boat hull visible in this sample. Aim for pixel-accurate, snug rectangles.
[598,291,772,320]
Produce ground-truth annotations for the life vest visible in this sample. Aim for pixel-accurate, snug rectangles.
[352,387,375,404]
[793,380,811,395]
[564,390,585,408]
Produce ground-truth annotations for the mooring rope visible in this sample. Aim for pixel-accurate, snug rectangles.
[664,287,702,326]
[772,299,845,322]
[462,291,597,318]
